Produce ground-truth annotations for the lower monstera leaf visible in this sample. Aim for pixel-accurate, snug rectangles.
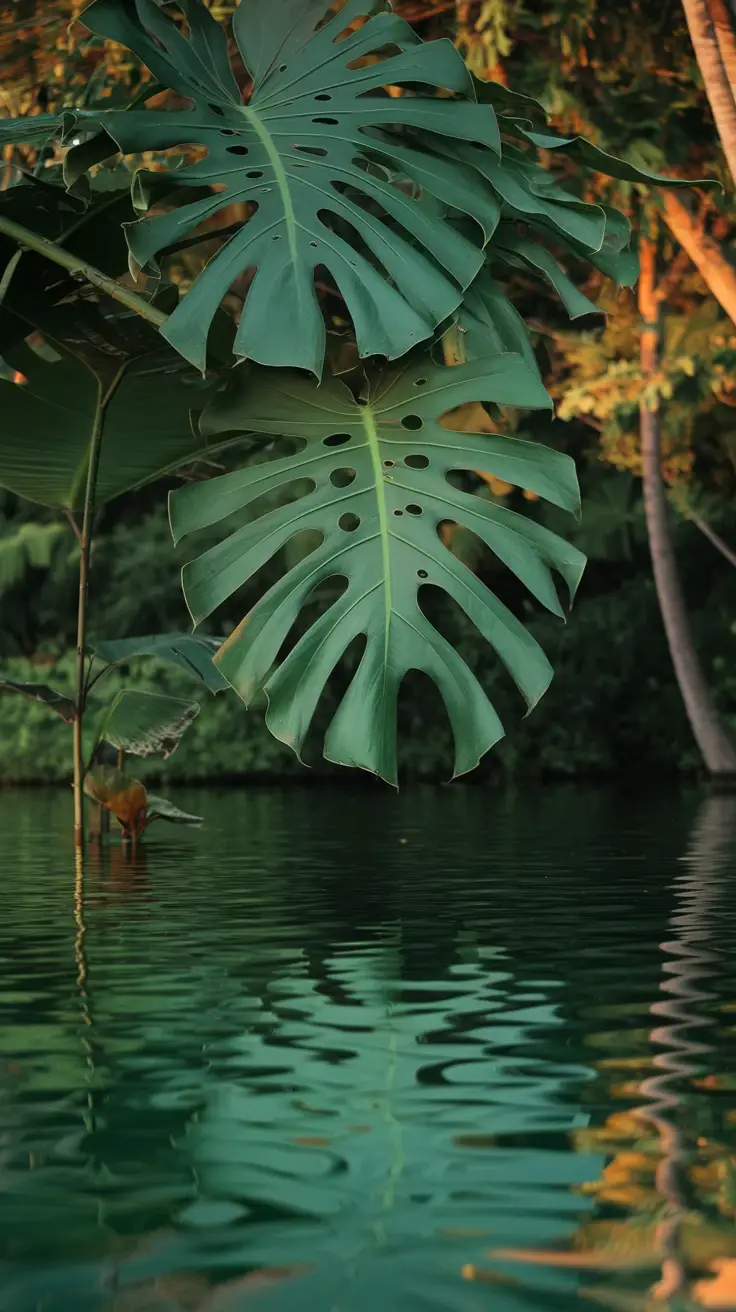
[170,355,586,784]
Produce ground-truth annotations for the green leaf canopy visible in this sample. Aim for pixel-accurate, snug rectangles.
[66,0,502,374]
[0,349,218,511]
[170,356,585,784]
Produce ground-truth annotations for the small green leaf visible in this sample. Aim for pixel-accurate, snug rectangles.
[0,678,75,722]
[93,633,228,694]
[147,795,203,826]
[97,690,200,759]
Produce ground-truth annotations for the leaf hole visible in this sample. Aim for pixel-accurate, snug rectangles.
[405,504,423,516]
[226,145,249,156]
[404,454,429,469]
[417,569,429,579]
[279,63,288,72]
[383,459,395,468]
[323,433,351,448]
[401,415,423,431]
[209,104,225,117]
[245,170,264,178]
[272,234,281,241]
[330,467,356,487]
[310,240,318,247]
[414,378,428,387]
[294,145,328,157]
[312,117,339,126]
[315,93,333,102]
[220,128,237,136]
[393,509,404,517]
[346,43,403,71]
[339,513,360,532]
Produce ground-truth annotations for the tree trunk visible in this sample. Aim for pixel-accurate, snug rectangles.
[681,0,736,182]
[660,191,736,326]
[707,0,736,98]
[638,238,736,775]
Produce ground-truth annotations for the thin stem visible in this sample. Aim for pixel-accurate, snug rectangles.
[0,248,22,306]
[65,508,83,547]
[0,214,167,331]
[73,366,126,848]
[690,513,736,568]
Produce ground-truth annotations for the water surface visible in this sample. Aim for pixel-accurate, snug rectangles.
[1,786,736,1312]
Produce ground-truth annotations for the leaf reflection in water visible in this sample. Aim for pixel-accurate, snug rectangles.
[106,1264,311,1312]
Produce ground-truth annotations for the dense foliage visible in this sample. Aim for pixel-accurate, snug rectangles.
[0,0,734,786]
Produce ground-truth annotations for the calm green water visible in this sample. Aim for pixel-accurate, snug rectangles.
[1,786,736,1312]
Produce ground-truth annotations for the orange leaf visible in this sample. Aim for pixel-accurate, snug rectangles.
[693,1259,736,1309]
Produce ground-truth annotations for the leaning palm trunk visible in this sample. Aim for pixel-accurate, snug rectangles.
[681,0,736,183]
[639,238,736,774]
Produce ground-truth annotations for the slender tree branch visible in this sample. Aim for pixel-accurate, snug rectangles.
[0,215,167,331]
[690,513,736,567]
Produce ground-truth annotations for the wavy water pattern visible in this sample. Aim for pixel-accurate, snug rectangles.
[0,787,735,1312]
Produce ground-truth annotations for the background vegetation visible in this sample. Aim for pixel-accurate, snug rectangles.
[1,0,734,783]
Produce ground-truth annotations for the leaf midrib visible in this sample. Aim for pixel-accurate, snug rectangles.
[362,402,392,670]
[241,104,300,280]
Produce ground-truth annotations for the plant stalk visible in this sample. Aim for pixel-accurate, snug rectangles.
[0,214,167,331]
[73,367,126,848]
[638,236,736,775]
[690,513,736,569]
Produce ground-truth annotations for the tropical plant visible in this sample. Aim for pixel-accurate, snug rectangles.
[0,0,710,828]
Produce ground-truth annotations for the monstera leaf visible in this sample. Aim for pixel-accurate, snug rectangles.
[0,345,227,511]
[170,356,585,784]
[457,271,542,374]
[505,120,721,189]
[56,0,502,374]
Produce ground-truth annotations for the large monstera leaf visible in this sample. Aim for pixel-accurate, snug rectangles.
[60,0,501,375]
[170,357,585,784]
